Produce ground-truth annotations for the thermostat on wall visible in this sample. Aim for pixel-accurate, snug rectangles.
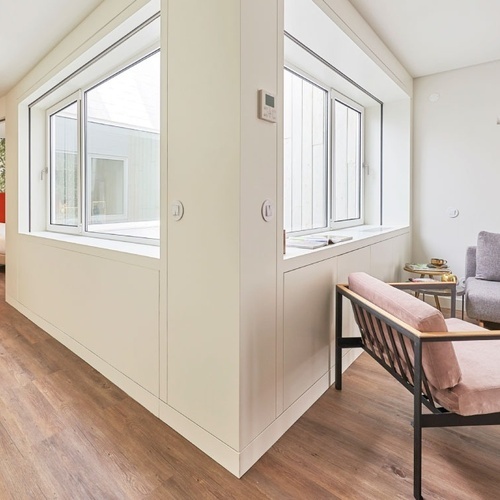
[258,89,276,123]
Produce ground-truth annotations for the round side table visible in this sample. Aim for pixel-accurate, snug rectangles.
[419,284,465,319]
[403,264,461,317]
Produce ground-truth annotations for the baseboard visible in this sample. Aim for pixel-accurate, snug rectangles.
[157,372,331,477]
[158,400,241,476]
[6,294,160,416]
[238,372,330,476]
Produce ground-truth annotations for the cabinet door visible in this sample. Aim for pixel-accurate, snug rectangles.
[371,234,411,282]
[334,247,371,372]
[371,238,397,281]
[283,259,335,409]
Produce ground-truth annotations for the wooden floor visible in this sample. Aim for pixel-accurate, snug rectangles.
[0,270,499,499]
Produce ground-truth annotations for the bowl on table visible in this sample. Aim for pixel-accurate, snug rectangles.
[430,258,447,267]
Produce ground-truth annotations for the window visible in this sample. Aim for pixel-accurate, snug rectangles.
[44,52,160,242]
[49,99,79,227]
[29,15,160,245]
[284,69,328,233]
[332,96,363,224]
[283,68,364,235]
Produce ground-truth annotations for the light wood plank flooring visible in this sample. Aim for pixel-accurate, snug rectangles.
[0,269,499,499]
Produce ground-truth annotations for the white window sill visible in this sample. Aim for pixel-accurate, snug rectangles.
[283,225,410,272]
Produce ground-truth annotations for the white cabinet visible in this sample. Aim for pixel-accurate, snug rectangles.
[334,246,372,373]
[282,233,411,411]
[283,259,335,409]
[370,233,410,281]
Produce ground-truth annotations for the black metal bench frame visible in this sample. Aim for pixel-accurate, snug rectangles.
[335,281,500,499]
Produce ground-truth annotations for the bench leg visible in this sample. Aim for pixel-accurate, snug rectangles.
[335,289,343,390]
[414,418,422,499]
[335,346,342,390]
[414,341,423,499]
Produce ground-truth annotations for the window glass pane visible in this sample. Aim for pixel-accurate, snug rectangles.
[50,102,79,226]
[284,69,327,233]
[85,51,160,240]
[333,100,361,222]
[90,157,126,221]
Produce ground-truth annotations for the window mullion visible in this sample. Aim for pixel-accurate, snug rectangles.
[328,91,334,229]
[78,92,84,234]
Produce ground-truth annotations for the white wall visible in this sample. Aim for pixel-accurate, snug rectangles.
[413,60,500,279]
[165,0,242,450]
[383,98,412,227]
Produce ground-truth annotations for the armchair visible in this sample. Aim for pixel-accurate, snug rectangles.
[465,231,500,324]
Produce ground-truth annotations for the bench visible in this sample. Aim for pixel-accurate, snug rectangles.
[335,272,500,499]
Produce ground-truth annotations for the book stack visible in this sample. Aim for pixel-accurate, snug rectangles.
[287,233,353,249]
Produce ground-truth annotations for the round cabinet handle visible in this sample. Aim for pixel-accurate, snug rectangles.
[171,200,184,221]
[261,200,274,222]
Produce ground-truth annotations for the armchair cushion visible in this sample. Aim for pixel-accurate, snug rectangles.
[430,318,500,415]
[465,277,500,323]
[476,231,500,281]
[348,272,462,390]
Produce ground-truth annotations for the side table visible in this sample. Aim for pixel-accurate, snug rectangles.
[403,264,461,317]
[420,284,465,319]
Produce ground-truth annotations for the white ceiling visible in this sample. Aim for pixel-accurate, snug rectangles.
[348,0,500,78]
[0,0,105,97]
[1,0,500,99]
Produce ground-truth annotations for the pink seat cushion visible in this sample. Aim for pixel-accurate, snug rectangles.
[348,272,462,390]
[431,319,500,415]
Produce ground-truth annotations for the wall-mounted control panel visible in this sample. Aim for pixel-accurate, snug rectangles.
[258,89,276,123]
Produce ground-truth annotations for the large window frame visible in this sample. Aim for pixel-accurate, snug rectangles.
[283,67,329,234]
[47,93,81,233]
[28,13,160,246]
[330,91,364,229]
[284,66,365,236]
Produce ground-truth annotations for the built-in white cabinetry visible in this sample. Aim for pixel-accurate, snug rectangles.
[283,259,336,409]
[371,235,409,281]
[335,245,372,373]
[282,232,410,413]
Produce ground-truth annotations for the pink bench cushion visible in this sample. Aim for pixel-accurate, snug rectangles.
[430,318,500,415]
[348,272,462,390]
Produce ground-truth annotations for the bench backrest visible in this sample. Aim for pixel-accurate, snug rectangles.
[348,272,462,390]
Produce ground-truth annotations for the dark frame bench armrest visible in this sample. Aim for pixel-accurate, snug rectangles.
[419,330,500,342]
